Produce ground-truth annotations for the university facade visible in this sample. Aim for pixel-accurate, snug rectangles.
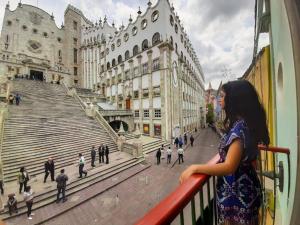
[0,0,206,141]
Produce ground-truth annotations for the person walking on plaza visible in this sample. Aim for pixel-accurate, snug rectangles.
[15,93,21,105]
[174,137,179,148]
[167,146,172,164]
[180,80,269,225]
[56,169,68,203]
[184,133,188,145]
[190,135,195,147]
[78,153,87,178]
[161,144,165,160]
[105,145,110,164]
[91,146,96,167]
[177,145,184,164]
[156,148,161,165]
[44,158,55,183]
[23,186,34,220]
[99,144,105,163]
[18,167,29,194]
[178,135,183,147]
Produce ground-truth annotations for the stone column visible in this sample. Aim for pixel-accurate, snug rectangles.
[147,50,154,137]
[108,69,112,102]
[136,55,143,133]
[120,63,125,109]
[128,59,134,98]
[114,67,119,107]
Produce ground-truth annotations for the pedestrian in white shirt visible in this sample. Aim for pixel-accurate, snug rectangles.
[177,145,184,164]
[78,153,87,178]
[167,147,172,164]
[23,186,34,220]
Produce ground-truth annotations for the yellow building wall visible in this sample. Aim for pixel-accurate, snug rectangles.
[244,46,274,168]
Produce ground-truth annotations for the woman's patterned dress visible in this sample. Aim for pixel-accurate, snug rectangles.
[216,120,262,225]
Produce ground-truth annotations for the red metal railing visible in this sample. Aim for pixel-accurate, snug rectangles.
[135,146,290,225]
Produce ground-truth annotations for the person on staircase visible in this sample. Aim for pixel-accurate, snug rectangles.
[99,145,105,164]
[78,153,87,178]
[15,93,21,106]
[44,158,55,183]
[56,169,68,203]
[0,161,4,195]
[105,145,110,164]
[17,167,29,194]
[23,186,34,220]
[91,146,96,167]
[7,194,18,215]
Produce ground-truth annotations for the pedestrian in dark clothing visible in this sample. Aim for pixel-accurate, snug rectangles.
[56,169,68,203]
[98,144,105,163]
[17,167,29,194]
[105,145,109,164]
[7,194,18,215]
[15,93,21,105]
[78,153,87,178]
[44,158,55,183]
[0,162,4,195]
[190,135,195,147]
[156,148,161,165]
[174,137,179,148]
[91,146,96,167]
[184,133,187,145]
[178,135,183,147]
[8,94,14,105]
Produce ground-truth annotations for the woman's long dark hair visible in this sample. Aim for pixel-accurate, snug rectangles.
[222,80,270,146]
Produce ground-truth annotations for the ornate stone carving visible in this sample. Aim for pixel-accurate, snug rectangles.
[29,12,43,25]
[27,40,42,54]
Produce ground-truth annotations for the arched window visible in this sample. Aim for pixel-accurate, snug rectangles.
[175,43,178,52]
[107,62,111,70]
[152,32,160,46]
[112,59,116,67]
[125,50,130,60]
[142,39,149,51]
[118,55,122,64]
[58,50,61,57]
[152,10,159,22]
[133,45,139,56]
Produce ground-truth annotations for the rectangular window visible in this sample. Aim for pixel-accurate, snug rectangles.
[134,110,139,117]
[142,89,149,98]
[152,58,160,71]
[143,109,149,118]
[125,70,130,80]
[134,67,139,76]
[74,80,78,84]
[143,124,149,134]
[154,109,161,118]
[73,21,78,30]
[154,124,161,136]
[73,48,78,64]
[142,63,148,74]
[153,86,161,97]
[134,90,139,99]
[74,67,78,75]
[73,38,77,45]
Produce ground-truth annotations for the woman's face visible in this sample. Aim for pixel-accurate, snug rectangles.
[219,90,226,109]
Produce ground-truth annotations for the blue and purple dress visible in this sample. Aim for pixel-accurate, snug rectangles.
[216,120,262,225]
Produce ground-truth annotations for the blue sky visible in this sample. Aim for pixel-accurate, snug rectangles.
[0,0,269,89]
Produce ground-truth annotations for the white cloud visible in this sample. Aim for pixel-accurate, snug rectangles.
[0,0,268,90]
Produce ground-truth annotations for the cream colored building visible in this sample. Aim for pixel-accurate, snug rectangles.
[0,0,206,141]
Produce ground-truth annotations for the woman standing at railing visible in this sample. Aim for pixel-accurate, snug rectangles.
[180,80,270,225]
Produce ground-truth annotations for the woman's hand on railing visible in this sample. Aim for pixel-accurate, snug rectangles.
[179,165,198,184]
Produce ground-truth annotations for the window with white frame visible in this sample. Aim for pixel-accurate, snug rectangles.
[154,109,161,118]
[143,109,149,118]
[134,110,139,117]
[152,58,160,71]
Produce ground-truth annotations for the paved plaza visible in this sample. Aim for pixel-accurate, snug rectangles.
[5,128,219,225]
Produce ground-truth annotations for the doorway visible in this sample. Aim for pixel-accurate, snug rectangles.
[30,70,44,81]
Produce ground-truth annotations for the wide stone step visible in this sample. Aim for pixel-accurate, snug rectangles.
[1,158,143,220]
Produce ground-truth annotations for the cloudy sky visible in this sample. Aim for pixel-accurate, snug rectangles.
[0,0,268,89]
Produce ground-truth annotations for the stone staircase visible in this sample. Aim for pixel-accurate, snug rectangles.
[1,80,120,183]
[142,138,170,154]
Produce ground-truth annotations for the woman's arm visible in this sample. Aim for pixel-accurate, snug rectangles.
[179,139,242,184]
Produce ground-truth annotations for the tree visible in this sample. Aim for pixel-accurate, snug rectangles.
[206,103,215,125]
